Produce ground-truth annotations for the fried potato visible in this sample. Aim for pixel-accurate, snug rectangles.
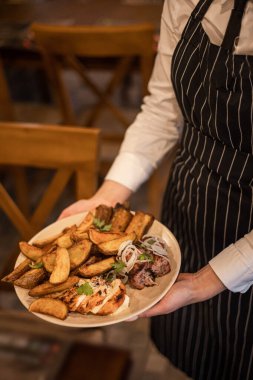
[76,212,94,233]
[42,251,56,273]
[1,259,31,283]
[110,206,133,232]
[14,268,46,289]
[72,231,89,242]
[78,257,116,277]
[88,229,122,245]
[97,232,136,255]
[125,211,155,239]
[29,298,68,320]
[28,276,79,297]
[68,240,92,270]
[49,247,70,284]
[95,204,113,225]
[19,242,43,261]
[56,226,76,249]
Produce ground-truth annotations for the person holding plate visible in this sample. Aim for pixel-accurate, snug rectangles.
[59,0,253,379]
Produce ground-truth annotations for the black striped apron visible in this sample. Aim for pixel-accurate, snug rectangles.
[151,1,253,379]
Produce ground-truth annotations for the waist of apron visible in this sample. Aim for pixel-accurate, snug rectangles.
[181,123,253,188]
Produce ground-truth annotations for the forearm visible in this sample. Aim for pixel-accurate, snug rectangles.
[91,179,133,207]
[192,264,226,303]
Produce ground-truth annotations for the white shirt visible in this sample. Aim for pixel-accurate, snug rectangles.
[106,0,253,293]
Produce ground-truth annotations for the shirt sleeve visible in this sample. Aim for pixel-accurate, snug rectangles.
[105,0,184,191]
[209,230,253,293]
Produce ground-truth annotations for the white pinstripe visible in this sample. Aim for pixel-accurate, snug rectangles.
[222,291,232,379]
[213,294,223,380]
[207,46,222,129]
[238,61,244,150]
[223,184,232,249]
[229,294,243,379]
[237,289,253,379]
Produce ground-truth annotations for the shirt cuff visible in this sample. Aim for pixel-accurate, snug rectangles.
[105,152,154,192]
[209,231,253,293]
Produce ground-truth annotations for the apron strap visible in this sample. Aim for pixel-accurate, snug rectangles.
[221,0,248,51]
[191,0,214,20]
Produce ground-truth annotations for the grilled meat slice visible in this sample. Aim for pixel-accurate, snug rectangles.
[128,254,171,289]
[128,262,156,290]
[150,255,171,277]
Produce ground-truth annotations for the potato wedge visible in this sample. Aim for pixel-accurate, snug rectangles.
[95,204,113,225]
[97,232,136,255]
[14,268,46,289]
[49,247,70,284]
[57,234,73,249]
[88,229,122,245]
[29,298,68,320]
[72,231,89,242]
[42,251,56,273]
[78,257,116,277]
[68,240,92,270]
[1,259,31,283]
[76,211,94,233]
[125,211,155,239]
[28,276,79,297]
[110,206,133,232]
[19,242,43,261]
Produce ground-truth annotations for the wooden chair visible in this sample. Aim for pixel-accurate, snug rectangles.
[31,23,155,133]
[30,23,175,218]
[0,122,100,242]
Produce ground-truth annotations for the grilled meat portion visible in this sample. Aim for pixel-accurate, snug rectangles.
[150,255,171,277]
[128,263,155,290]
[128,254,171,290]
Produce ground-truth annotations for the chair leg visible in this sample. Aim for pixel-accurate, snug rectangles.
[11,167,30,217]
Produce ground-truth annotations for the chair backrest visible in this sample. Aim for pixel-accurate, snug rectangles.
[0,122,100,240]
[31,23,155,127]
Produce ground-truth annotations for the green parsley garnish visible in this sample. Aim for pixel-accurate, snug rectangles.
[77,283,94,296]
[29,262,43,269]
[93,218,112,232]
[138,252,154,262]
[111,260,126,273]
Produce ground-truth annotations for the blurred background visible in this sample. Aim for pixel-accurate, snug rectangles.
[0,1,186,379]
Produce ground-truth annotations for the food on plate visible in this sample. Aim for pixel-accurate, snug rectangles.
[78,256,116,277]
[88,229,122,245]
[49,247,70,284]
[68,239,92,269]
[29,298,68,320]
[1,258,31,283]
[1,203,172,321]
[28,276,79,297]
[97,232,136,255]
[107,235,171,290]
[56,225,77,248]
[110,205,133,232]
[42,251,56,273]
[19,242,43,261]
[14,267,47,289]
[125,211,155,239]
[57,277,128,316]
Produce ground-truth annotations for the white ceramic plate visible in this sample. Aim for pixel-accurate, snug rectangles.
[15,212,181,328]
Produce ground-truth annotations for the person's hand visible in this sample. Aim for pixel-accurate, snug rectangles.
[58,179,133,220]
[58,199,102,220]
[138,265,226,318]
